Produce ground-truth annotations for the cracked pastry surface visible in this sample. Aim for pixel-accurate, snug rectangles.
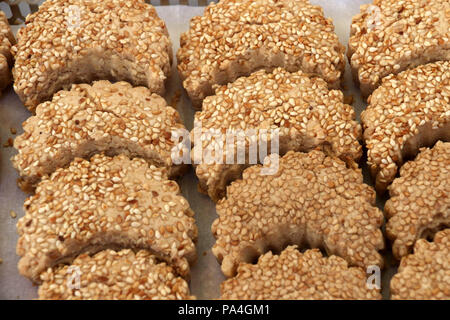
[178,0,345,107]
[38,249,195,300]
[361,61,450,193]
[193,68,362,201]
[12,80,186,193]
[12,0,172,111]
[212,150,384,278]
[391,229,450,300]
[221,246,381,300]
[0,10,15,92]
[17,154,197,282]
[348,0,450,97]
[385,141,450,259]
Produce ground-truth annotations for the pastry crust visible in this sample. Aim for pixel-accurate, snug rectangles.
[38,249,195,300]
[385,141,450,259]
[212,150,384,278]
[12,80,187,193]
[361,61,450,193]
[12,0,172,112]
[391,229,450,300]
[17,154,197,282]
[221,246,381,300]
[193,68,362,201]
[178,0,345,108]
[0,10,15,92]
[348,0,450,97]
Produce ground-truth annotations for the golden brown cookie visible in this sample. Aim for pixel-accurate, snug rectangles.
[178,0,345,107]
[385,141,449,259]
[349,0,450,97]
[212,150,384,277]
[12,0,172,111]
[17,154,197,282]
[38,249,195,300]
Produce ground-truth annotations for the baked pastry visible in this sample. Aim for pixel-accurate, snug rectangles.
[17,154,197,282]
[38,249,195,300]
[193,68,362,201]
[12,0,172,112]
[0,10,15,92]
[212,150,384,277]
[178,0,345,108]
[391,229,450,300]
[385,141,449,259]
[349,0,450,97]
[221,246,381,300]
[361,61,450,193]
[12,80,187,193]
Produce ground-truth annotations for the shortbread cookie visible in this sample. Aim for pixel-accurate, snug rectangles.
[221,246,381,300]
[12,80,186,193]
[385,141,449,259]
[349,0,450,97]
[193,68,362,201]
[212,151,384,277]
[38,249,195,300]
[391,229,450,300]
[12,0,172,112]
[361,61,450,193]
[0,10,15,91]
[178,0,345,107]
[17,154,197,282]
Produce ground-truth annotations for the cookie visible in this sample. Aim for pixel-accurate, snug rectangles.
[385,141,449,259]
[348,0,450,97]
[178,0,345,108]
[391,229,450,300]
[361,61,450,193]
[221,246,381,300]
[193,68,362,201]
[12,80,186,193]
[0,10,15,92]
[17,154,197,282]
[12,0,172,112]
[38,249,195,300]
[212,150,384,277]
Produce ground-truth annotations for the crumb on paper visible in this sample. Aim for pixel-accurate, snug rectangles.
[3,137,13,148]
[342,84,348,91]
[344,94,354,105]
[10,127,17,135]
[10,210,17,219]
[203,251,207,256]
[0,258,3,265]
[170,90,182,109]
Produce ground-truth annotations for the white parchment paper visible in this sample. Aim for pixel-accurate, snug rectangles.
[0,1,397,300]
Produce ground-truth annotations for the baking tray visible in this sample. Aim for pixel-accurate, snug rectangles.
[0,0,397,300]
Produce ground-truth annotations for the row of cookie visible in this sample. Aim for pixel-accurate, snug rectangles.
[7,0,449,197]
[213,143,449,299]
[2,1,199,299]
[17,143,449,300]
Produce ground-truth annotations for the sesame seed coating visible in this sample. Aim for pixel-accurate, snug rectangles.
[177,0,345,107]
[390,229,450,300]
[385,141,449,259]
[39,249,195,300]
[17,154,197,282]
[12,0,172,112]
[361,61,450,193]
[349,0,450,97]
[221,246,381,300]
[0,10,14,92]
[193,68,362,201]
[212,150,384,278]
[12,80,186,193]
